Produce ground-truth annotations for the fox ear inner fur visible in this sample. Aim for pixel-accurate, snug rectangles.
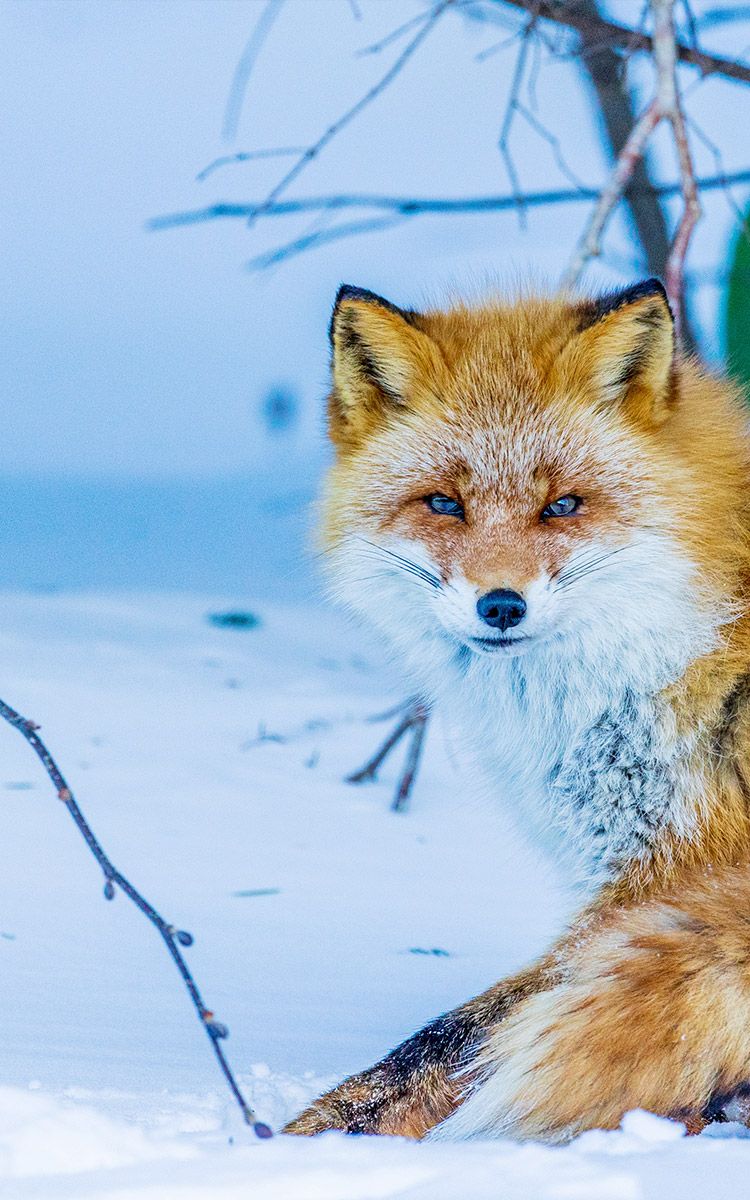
[572,278,676,426]
[327,285,445,445]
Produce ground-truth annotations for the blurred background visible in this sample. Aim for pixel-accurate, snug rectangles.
[3,0,750,598]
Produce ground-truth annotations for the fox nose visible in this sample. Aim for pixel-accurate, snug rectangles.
[476,589,527,632]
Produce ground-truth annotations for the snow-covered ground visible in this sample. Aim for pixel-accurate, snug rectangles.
[2,586,750,1197]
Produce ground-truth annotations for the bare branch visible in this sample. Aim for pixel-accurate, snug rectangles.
[652,0,701,328]
[514,98,588,190]
[561,98,661,290]
[356,11,432,57]
[347,699,431,814]
[197,146,308,183]
[475,27,529,62]
[244,0,455,229]
[498,17,537,225]
[347,711,416,785]
[246,214,406,269]
[562,0,703,332]
[695,6,750,31]
[685,112,747,226]
[391,705,429,813]
[575,0,692,345]
[497,0,750,85]
[222,0,285,143]
[149,167,750,230]
[679,0,700,53]
[0,696,272,1139]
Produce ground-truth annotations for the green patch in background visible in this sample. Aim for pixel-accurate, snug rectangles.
[726,215,750,398]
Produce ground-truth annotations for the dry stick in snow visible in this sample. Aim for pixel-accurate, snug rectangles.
[563,0,701,337]
[391,704,429,814]
[347,699,430,813]
[0,696,272,1139]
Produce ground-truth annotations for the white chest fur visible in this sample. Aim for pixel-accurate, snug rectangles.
[435,637,698,894]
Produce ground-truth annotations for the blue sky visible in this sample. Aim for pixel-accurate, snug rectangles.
[2,0,748,481]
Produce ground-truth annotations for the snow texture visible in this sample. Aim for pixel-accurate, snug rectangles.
[0,588,749,1197]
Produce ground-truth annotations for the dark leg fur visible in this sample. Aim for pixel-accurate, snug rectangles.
[284,961,552,1137]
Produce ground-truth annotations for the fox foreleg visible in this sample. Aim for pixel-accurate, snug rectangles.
[283,962,551,1138]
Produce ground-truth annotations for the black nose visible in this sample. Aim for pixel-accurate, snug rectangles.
[476,589,527,632]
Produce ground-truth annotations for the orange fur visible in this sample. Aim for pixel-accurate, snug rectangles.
[286,281,750,1142]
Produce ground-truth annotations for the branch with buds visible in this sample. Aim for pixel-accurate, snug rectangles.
[0,696,272,1138]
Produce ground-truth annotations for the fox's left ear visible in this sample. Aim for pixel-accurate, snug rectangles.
[573,279,675,426]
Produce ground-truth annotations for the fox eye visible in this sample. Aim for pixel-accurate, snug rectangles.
[542,495,581,519]
[425,493,464,518]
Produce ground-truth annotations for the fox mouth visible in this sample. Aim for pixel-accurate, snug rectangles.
[468,634,532,654]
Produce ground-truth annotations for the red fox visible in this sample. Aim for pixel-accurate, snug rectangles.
[285,280,750,1142]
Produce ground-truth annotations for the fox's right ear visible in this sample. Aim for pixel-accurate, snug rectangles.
[327,285,444,446]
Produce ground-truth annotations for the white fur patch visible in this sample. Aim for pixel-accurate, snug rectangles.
[327,529,721,893]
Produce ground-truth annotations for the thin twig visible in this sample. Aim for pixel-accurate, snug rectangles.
[514,99,588,190]
[686,112,747,225]
[245,213,407,270]
[574,0,695,346]
[391,705,429,814]
[0,696,272,1139]
[151,167,750,233]
[152,166,750,272]
[561,98,661,289]
[652,0,701,330]
[222,0,285,143]
[498,16,537,225]
[347,713,415,784]
[563,0,703,332]
[356,10,432,57]
[347,699,431,813]
[695,6,750,32]
[197,147,308,183]
[243,0,455,229]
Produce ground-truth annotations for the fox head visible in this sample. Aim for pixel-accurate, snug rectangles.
[321,283,747,691]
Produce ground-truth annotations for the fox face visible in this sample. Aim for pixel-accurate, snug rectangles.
[321,283,735,694]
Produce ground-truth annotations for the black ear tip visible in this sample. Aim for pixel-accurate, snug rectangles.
[615,278,670,309]
[637,278,669,306]
[333,284,393,309]
[578,277,673,330]
[334,283,363,307]
[329,284,355,343]
[635,278,674,323]
[329,285,373,344]
[329,285,418,344]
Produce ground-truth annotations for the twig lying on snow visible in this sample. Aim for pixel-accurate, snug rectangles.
[0,696,272,1139]
[347,699,430,813]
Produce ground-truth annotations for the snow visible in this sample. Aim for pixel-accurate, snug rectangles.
[1,586,750,1197]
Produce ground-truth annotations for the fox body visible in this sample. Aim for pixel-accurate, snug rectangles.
[286,280,750,1141]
